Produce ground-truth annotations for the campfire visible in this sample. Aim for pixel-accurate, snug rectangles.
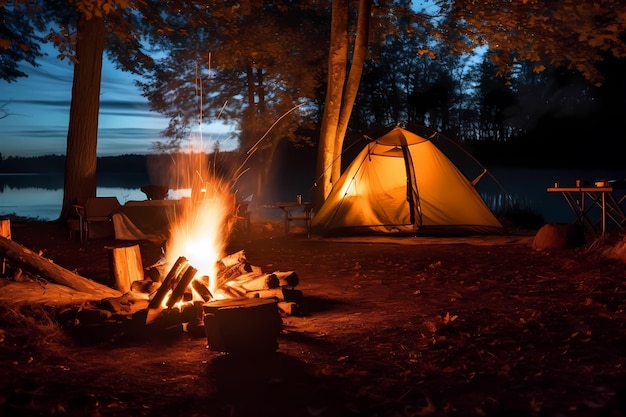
[0,154,304,353]
[133,161,302,352]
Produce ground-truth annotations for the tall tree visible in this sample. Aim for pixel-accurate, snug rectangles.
[314,0,432,205]
[314,0,626,205]
[140,2,328,199]
[5,0,217,220]
[51,0,175,220]
[63,13,106,216]
[315,0,367,205]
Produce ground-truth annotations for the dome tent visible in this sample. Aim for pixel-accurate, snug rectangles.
[311,126,503,236]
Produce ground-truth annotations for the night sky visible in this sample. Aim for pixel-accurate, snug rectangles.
[0,42,235,157]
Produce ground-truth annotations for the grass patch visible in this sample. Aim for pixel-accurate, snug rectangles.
[0,303,70,360]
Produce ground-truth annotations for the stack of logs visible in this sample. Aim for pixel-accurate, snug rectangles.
[140,249,302,323]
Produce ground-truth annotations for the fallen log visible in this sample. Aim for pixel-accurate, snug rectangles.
[0,236,121,298]
[0,281,110,306]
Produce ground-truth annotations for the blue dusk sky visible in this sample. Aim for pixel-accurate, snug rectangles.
[0,42,236,157]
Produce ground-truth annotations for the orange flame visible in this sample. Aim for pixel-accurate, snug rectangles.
[162,148,236,297]
[166,184,234,295]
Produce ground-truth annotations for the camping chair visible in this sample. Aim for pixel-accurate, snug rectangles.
[75,197,121,241]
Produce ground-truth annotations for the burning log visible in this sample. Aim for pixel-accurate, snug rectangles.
[146,256,188,324]
[166,265,198,308]
[215,258,252,290]
[191,279,213,302]
[0,235,121,298]
[147,256,188,310]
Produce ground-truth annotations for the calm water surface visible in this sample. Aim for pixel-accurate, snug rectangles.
[0,173,190,221]
[2,168,626,223]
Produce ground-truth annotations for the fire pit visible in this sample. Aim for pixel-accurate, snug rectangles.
[203,298,282,354]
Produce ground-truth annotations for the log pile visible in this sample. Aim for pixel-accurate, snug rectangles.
[1,232,303,343]
[141,250,302,324]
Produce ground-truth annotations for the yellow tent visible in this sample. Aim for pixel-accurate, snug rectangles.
[311,127,503,236]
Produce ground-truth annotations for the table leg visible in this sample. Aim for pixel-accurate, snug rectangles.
[305,211,311,239]
[283,210,290,234]
[601,192,606,236]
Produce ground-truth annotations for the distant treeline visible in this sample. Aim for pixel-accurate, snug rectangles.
[0,131,622,174]
[0,152,243,174]
[0,154,144,173]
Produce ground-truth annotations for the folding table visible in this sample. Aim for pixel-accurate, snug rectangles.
[547,185,626,237]
[273,201,314,238]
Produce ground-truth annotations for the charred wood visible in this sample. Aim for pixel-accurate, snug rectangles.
[166,266,198,308]
[147,256,187,310]
[191,279,213,302]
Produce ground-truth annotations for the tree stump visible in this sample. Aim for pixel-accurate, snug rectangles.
[107,244,144,293]
[1,218,9,275]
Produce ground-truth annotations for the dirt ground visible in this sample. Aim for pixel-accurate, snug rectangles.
[2,220,626,417]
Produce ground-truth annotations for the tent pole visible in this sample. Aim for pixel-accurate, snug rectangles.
[399,134,421,231]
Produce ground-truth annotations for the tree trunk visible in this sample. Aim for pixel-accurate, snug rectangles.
[60,14,105,221]
[315,0,349,208]
[332,0,371,182]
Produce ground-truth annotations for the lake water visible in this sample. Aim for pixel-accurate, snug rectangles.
[2,168,626,223]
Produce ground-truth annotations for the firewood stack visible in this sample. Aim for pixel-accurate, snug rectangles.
[1,234,303,344]
[137,250,302,352]
[139,250,302,320]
